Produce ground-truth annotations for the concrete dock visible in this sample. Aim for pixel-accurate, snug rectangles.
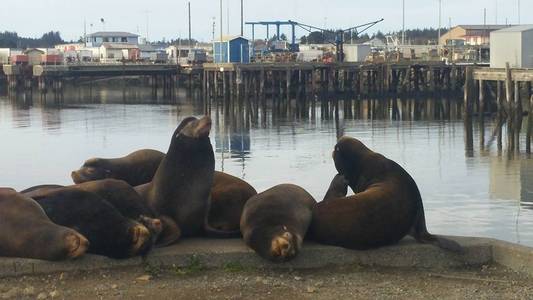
[0,236,531,278]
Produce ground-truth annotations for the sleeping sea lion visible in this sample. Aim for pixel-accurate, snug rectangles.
[71,149,164,186]
[21,180,164,242]
[0,188,89,261]
[240,184,316,262]
[32,188,154,259]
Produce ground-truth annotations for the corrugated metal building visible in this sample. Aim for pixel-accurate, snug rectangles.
[490,25,533,68]
[213,36,250,63]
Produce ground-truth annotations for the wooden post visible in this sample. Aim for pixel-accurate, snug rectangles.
[479,79,485,148]
[496,81,503,150]
[463,67,473,117]
[514,81,522,151]
[505,63,514,151]
[527,94,532,153]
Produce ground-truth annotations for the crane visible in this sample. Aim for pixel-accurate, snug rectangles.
[291,19,384,62]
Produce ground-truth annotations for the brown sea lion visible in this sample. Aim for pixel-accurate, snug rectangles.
[311,137,462,252]
[206,172,257,237]
[135,116,215,240]
[21,180,164,241]
[70,150,256,237]
[71,149,164,186]
[33,188,153,259]
[240,184,316,262]
[0,188,89,261]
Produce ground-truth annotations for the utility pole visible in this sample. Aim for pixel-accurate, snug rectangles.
[402,0,405,45]
[144,10,150,43]
[84,19,87,47]
[220,0,223,40]
[484,8,487,44]
[227,0,230,35]
[438,0,442,46]
[518,0,521,24]
[188,1,192,48]
[212,17,216,42]
[240,0,244,36]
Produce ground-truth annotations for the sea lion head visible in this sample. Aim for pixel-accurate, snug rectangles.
[250,225,301,263]
[175,116,212,139]
[71,158,113,184]
[332,137,373,183]
[128,222,153,257]
[64,230,90,259]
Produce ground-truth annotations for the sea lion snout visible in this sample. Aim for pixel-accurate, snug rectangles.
[195,116,212,138]
[65,232,89,259]
[270,231,296,260]
[130,223,151,254]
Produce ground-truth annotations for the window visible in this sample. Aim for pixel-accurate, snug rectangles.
[121,37,127,42]
[103,37,109,42]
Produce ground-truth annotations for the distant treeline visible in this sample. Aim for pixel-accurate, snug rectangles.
[300,28,444,45]
[0,31,65,48]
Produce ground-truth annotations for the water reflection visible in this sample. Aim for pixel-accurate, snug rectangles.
[1,84,532,246]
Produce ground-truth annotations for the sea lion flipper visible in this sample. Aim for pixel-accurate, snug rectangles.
[323,174,348,202]
[155,215,182,247]
[411,203,464,253]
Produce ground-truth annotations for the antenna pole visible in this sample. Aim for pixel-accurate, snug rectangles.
[402,0,405,45]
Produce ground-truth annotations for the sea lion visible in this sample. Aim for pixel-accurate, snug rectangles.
[71,149,164,186]
[206,172,257,237]
[240,184,316,262]
[311,137,462,252]
[70,149,256,237]
[135,116,215,239]
[0,188,89,261]
[21,180,165,241]
[32,188,153,259]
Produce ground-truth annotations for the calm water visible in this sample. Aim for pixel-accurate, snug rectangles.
[1,86,532,247]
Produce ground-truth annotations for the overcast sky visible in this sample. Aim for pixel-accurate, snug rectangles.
[1,0,531,42]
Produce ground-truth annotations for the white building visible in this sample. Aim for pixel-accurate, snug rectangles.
[344,44,371,62]
[99,43,139,63]
[490,25,533,68]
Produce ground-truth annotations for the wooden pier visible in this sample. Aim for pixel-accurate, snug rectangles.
[464,65,533,153]
[201,62,466,123]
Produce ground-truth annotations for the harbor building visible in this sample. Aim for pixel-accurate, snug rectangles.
[439,25,510,46]
[85,31,139,47]
[213,36,250,64]
[490,25,533,68]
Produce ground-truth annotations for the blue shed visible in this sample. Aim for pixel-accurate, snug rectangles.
[213,36,250,63]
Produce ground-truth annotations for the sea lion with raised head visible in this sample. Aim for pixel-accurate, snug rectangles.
[311,137,462,252]
[240,184,316,262]
[32,188,153,259]
[135,116,215,240]
[0,188,89,261]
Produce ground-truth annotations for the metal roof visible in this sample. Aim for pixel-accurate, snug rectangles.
[88,31,139,38]
[457,25,511,30]
[492,25,533,33]
[214,35,249,42]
